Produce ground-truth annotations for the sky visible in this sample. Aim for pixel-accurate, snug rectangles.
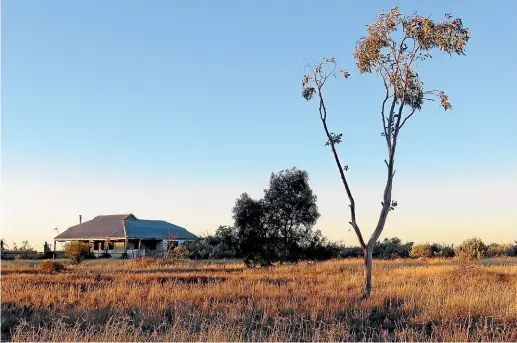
[1,0,516,251]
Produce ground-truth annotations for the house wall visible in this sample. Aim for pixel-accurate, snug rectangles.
[57,238,195,258]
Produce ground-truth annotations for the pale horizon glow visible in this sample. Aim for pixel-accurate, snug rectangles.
[1,1,516,251]
[2,165,516,251]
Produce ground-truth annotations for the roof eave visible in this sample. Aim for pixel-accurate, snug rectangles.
[54,237,126,241]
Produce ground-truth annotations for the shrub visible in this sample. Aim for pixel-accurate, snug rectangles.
[99,252,112,259]
[455,238,487,260]
[338,246,364,258]
[486,243,514,257]
[410,243,433,258]
[431,244,455,258]
[64,242,93,264]
[301,241,343,261]
[179,237,242,260]
[14,255,22,260]
[43,251,56,259]
[373,237,413,259]
[510,243,517,257]
[39,260,65,273]
[175,245,190,259]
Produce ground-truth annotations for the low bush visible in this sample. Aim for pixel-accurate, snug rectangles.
[410,243,433,258]
[486,243,514,257]
[64,242,94,264]
[511,243,517,257]
[430,244,455,258]
[338,246,364,258]
[455,238,487,260]
[99,252,112,259]
[39,260,65,273]
[43,251,56,259]
[373,238,413,259]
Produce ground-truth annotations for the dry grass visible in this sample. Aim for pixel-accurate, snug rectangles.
[1,258,516,342]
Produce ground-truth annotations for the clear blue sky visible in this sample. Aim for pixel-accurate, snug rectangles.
[2,0,516,249]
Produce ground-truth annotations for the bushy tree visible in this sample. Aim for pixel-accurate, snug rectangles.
[233,167,320,267]
[455,238,487,260]
[233,194,275,267]
[215,225,240,254]
[302,7,470,298]
[263,168,320,261]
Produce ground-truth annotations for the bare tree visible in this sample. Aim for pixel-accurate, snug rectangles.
[302,7,470,298]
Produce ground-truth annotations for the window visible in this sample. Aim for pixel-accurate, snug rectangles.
[98,241,115,251]
[146,241,157,250]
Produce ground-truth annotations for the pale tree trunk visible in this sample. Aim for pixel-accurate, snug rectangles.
[361,159,393,298]
[314,76,396,300]
[362,245,373,298]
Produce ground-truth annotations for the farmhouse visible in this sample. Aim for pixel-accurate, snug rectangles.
[54,214,198,258]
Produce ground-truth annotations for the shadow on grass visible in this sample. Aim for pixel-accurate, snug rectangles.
[3,299,516,342]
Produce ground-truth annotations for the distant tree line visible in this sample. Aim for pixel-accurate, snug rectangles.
[178,234,517,263]
[1,240,34,252]
[2,168,515,265]
[177,167,516,266]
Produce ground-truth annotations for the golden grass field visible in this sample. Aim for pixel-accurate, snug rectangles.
[1,257,516,342]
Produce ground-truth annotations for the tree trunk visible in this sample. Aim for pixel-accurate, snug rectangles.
[362,245,373,299]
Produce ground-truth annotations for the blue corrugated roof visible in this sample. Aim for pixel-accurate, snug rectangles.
[124,219,198,240]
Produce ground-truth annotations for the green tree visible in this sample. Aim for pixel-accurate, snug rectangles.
[302,8,470,298]
[263,168,320,261]
[233,193,272,267]
[215,225,239,249]
[233,167,320,267]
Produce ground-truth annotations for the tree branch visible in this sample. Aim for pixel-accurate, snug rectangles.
[399,108,417,130]
[317,86,366,249]
[380,74,392,149]
[368,37,417,247]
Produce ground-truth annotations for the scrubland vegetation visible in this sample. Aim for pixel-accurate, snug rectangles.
[2,257,516,342]
[2,6,514,343]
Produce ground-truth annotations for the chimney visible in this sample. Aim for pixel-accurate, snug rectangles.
[79,215,82,224]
